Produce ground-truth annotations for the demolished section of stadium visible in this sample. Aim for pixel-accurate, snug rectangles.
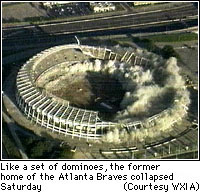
[16,44,190,143]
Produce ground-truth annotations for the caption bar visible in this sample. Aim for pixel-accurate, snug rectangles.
[0,161,199,194]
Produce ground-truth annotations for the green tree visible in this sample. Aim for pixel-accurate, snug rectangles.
[55,147,74,159]
[29,140,52,158]
[161,45,180,59]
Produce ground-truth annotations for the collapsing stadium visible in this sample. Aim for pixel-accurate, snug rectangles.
[15,44,190,144]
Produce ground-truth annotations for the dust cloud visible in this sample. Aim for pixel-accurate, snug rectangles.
[36,47,190,143]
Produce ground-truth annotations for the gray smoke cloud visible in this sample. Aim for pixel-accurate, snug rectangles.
[36,46,190,143]
[100,50,190,143]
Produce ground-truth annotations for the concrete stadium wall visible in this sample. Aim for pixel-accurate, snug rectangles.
[15,44,184,141]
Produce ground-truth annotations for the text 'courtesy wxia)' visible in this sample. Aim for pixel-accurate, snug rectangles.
[0,162,199,193]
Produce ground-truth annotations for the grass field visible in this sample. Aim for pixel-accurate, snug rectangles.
[144,33,198,42]
[111,33,198,43]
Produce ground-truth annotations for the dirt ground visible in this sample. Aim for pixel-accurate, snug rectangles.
[36,47,125,117]
[43,71,125,115]
[2,2,48,21]
[47,73,93,107]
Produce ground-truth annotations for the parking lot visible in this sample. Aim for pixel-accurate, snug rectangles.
[47,3,92,18]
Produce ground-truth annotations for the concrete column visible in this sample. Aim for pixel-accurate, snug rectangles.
[41,113,45,126]
[21,100,26,110]
[18,85,33,93]
[79,126,83,140]
[59,118,63,133]
[16,93,20,105]
[20,87,34,95]
[27,107,32,119]
[121,51,128,62]
[80,110,86,125]
[127,53,133,63]
[59,106,69,134]
[65,123,68,136]
[109,51,112,60]
[93,46,95,56]
[17,78,30,84]
[46,103,59,129]
[31,109,35,122]
[17,81,31,88]
[51,105,64,133]
[37,99,51,113]
[86,126,89,141]
[72,125,75,139]
[32,96,46,109]
[52,116,56,132]
[66,107,74,121]
[98,47,101,58]
[103,48,106,60]
[24,103,28,114]
[94,115,97,138]
[36,111,40,124]
[42,101,54,115]
[134,56,138,65]
[17,75,29,81]
[46,116,51,129]
[140,57,143,66]
[114,54,118,61]
[24,91,39,100]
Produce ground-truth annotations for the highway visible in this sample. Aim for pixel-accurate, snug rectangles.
[3,3,197,42]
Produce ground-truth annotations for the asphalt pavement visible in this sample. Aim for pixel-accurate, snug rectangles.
[3,3,197,39]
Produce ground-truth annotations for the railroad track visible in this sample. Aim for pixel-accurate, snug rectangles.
[2,3,197,42]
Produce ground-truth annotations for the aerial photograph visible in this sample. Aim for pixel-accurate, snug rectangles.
[2,1,198,159]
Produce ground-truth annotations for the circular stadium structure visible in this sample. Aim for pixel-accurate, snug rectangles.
[16,44,190,143]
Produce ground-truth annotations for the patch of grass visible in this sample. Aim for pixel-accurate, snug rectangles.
[82,37,119,47]
[2,47,37,58]
[17,130,74,159]
[23,16,55,23]
[2,120,21,159]
[124,35,180,59]
[54,147,74,159]
[145,33,198,42]
[115,3,125,11]
[18,132,54,159]
[2,2,26,7]
[2,17,21,23]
